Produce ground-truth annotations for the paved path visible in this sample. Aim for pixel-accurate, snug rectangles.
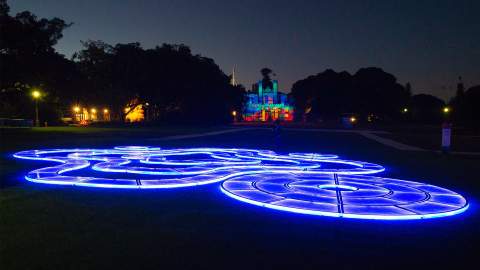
[287,128,425,151]
[149,127,480,156]
[148,128,261,141]
[358,131,426,151]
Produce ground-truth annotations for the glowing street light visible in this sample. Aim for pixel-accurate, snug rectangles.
[32,90,41,99]
[73,106,80,113]
[350,117,357,123]
[443,107,450,114]
[91,108,97,114]
[103,109,109,114]
[232,110,237,123]
[31,89,41,127]
[402,108,408,113]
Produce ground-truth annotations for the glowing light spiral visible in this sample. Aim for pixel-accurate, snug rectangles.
[221,173,468,220]
[13,146,468,220]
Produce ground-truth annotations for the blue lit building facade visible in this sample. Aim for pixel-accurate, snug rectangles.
[243,80,294,122]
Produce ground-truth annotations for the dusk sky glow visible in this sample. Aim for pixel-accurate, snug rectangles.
[10,0,480,99]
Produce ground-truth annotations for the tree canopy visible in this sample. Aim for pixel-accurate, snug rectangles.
[0,0,74,120]
[0,0,243,123]
[291,68,411,122]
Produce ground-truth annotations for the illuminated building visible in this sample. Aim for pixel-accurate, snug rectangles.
[243,79,294,121]
[72,106,110,123]
[125,104,144,122]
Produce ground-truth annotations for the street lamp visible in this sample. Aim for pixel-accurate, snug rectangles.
[443,107,450,114]
[232,110,237,123]
[73,106,81,122]
[103,108,109,121]
[32,89,41,127]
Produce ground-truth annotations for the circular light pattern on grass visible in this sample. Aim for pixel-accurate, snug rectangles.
[13,146,381,189]
[13,146,468,220]
[221,173,469,220]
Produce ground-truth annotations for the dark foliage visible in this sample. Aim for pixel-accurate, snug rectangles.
[0,0,243,124]
[291,68,410,122]
[0,0,75,122]
[451,85,480,128]
[73,41,243,123]
[409,94,445,124]
[260,67,273,91]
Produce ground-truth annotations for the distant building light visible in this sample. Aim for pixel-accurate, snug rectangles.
[91,108,97,114]
[403,108,408,113]
[350,117,356,123]
[232,110,237,116]
[103,109,109,114]
[73,106,80,113]
[443,107,450,113]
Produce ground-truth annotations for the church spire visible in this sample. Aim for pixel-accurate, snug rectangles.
[230,67,237,86]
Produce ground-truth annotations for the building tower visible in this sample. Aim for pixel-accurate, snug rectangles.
[230,67,237,86]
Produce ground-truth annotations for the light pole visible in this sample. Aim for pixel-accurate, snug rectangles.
[73,106,81,122]
[91,108,97,121]
[32,89,41,127]
[232,110,237,123]
[103,108,109,121]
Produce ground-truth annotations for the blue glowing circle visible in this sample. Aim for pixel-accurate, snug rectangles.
[13,147,382,189]
[221,173,469,220]
[13,146,469,220]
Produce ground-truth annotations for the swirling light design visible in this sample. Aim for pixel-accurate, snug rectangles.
[221,174,469,220]
[13,146,468,220]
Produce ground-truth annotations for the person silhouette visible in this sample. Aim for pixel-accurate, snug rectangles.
[273,119,282,150]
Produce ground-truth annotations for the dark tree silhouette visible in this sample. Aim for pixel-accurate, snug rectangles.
[0,0,74,122]
[73,41,244,123]
[451,85,480,128]
[260,67,273,90]
[291,68,410,122]
[409,94,445,124]
[0,0,243,124]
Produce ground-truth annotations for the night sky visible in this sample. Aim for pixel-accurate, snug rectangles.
[10,0,480,100]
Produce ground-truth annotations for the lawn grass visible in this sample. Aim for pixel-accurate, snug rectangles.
[1,127,479,269]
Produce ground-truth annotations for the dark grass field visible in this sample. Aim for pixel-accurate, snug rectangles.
[1,127,479,269]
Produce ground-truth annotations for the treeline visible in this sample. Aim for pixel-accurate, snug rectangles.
[0,0,243,124]
[72,41,244,123]
[291,68,480,127]
[1,0,478,127]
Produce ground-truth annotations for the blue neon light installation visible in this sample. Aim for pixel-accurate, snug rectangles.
[13,146,468,220]
[221,173,468,220]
